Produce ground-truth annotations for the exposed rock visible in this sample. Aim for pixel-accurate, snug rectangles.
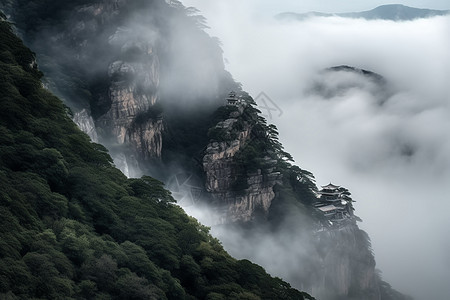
[110,152,142,178]
[311,224,382,300]
[96,25,162,161]
[98,78,158,144]
[73,109,99,142]
[38,0,163,171]
[126,118,163,160]
[203,108,282,223]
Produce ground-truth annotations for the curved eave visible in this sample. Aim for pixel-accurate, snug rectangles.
[321,183,341,190]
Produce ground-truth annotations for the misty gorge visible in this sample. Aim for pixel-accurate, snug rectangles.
[1,0,449,299]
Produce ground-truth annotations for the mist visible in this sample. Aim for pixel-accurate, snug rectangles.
[9,0,241,178]
[181,1,450,299]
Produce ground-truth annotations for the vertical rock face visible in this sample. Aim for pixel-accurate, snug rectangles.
[6,0,236,174]
[228,168,280,222]
[56,0,164,169]
[202,106,282,223]
[126,117,163,161]
[312,225,382,300]
[73,109,99,142]
[97,36,162,160]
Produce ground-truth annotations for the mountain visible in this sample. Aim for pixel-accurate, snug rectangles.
[1,0,238,178]
[0,16,312,300]
[1,1,411,299]
[277,4,450,21]
[198,98,411,300]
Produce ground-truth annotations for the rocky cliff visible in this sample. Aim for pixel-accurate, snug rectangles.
[3,0,233,176]
[97,34,162,163]
[202,103,282,222]
[67,0,163,172]
[199,96,409,300]
[73,108,99,142]
[311,225,381,300]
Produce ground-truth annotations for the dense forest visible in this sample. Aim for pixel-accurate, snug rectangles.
[0,17,313,299]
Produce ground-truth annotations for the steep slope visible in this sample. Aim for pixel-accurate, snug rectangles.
[0,18,312,300]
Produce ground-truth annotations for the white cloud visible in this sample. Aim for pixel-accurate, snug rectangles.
[182,1,450,298]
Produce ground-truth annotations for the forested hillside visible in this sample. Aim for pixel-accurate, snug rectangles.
[0,17,312,300]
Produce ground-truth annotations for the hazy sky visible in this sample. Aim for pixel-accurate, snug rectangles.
[181,1,450,299]
[262,0,450,12]
[183,0,450,17]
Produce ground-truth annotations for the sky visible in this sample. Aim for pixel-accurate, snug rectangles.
[182,0,450,18]
[181,1,450,299]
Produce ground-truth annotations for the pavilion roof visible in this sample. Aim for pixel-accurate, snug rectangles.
[321,182,340,190]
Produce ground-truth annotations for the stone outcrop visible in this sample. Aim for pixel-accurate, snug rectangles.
[73,109,99,142]
[26,0,164,175]
[5,0,235,175]
[96,25,162,162]
[203,106,282,223]
[126,117,163,161]
[67,1,163,172]
[311,224,382,300]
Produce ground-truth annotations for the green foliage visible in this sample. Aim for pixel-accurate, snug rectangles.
[207,126,230,141]
[0,21,306,300]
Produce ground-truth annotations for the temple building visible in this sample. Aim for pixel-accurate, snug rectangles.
[315,183,354,224]
[317,204,338,217]
[318,183,343,202]
[226,91,239,106]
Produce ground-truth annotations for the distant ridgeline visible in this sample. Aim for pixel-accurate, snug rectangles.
[0,17,313,299]
[276,4,450,21]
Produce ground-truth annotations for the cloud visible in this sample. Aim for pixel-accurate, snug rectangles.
[181,2,450,298]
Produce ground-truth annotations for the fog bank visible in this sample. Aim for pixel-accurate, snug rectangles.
[181,1,450,299]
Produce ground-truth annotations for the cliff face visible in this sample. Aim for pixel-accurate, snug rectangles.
[73,109,98,142]
[202,105,282,223]
[126,117,163,160]
[311,225,381,300]
[97,36,161,160]
[72,1,163,170]
[6,0,234,175]
[3,1,168,174]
